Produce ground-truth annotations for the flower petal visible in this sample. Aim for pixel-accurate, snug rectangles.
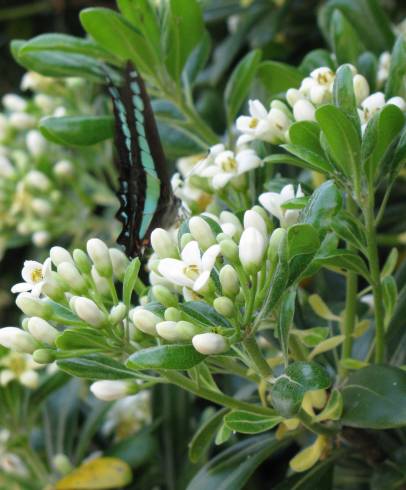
[193,271,211,292]
[249,99,268,119]
[158,259,194,288]
[181,241,201,267]
[212,172,234,189]
[259,192,284,220]
[11,282,32,294]
[201,244,220,271]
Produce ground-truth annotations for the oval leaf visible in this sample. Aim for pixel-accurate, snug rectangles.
[127,344,205,370]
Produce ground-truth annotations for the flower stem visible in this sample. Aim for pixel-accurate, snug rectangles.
[364,189,385,363]
[243,335,272,378]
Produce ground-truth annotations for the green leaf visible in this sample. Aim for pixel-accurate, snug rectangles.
[315,105,361,179]
[386,36,406,99]
[317,250,370,280]
[331,211,367,252]
[357,51,378,92]
[342,365,406,428]
[40,116,114,146]
[186,435,291,490]
[225,49,261,124]
[162,0,205,81]
[330,9,365,65]
[30,371,70,406]
[257,61,303,98]
[282,144,333,174]
[333,64,360,133]
[127,344,205,370]
[183,31,212,87]
[179,301,232,329]
[224,411,282,434]
[299,49,336,74]
[189,409,227,463]
[264,230,289,314]
[301,180,342,231]
[80,8,159,76]
[264,152,328,174]
[57,354,137,380]
[278,289,296,365]
[287,224,320,259]
[56,328,109,351]
[271,362,331,417]
[382,275,397,326]
[123,258,141,307]
[293,327,330,347]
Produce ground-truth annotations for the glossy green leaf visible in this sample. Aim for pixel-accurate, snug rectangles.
[333,64,360,132]
[183,31,212,86]
[318,250,370,280]
[357,51,378,92]
[186,435,291,490]
[342,365,406,428]
[257,61,302,98]
[264,152,328,174]
[278,289,296,365]
[287,224,320,260]
[179,301,232,329]
[386,36,406,99]
[299,49,336,74]
[40,116,114,147]
[224,411,282,434]
[282,144,333,174]
[331,211,367,252]
[316,105,361,179]
[56,328,109,351]
[330,9,365,65]
[189,409,227,463]
[127,344,205,370]
[264,230,289,314]
[293,327,330,348]
[57,354,137,380]
[301,180,342,231]
[225,49,261,123]
[281,196,309,210]
[123,258,141,307]
[80,8,158,76]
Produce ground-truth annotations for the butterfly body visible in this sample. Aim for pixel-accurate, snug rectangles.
[108,65,178,257]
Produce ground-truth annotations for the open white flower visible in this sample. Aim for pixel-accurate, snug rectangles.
[259,184,304,228]
[0,352,42,389]
[201,148,262,189]
[11,258,51,297]
[158,240,220,293]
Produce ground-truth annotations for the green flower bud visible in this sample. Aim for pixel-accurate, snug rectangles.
[108,303,127,325]
[16,293,53,319]
[213,296,234,317]
[220,239,239,263]
[268,227,287,262]
[33,348,56,364]
[42,271,66,302]
[151,228,178,258]
[219,265,240,297]
[164,307,182,322]
[73,249,92,275]
[180,232,193,250]
[152,285,178,308]
[216,233,230,243]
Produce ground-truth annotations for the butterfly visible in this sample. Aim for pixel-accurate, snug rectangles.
[107,63,179,258]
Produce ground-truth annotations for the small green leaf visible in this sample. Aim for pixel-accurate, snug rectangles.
[127,344,205,370]
[333,64,360,133]
[309,335,345,359]
[301,180,342,232]
[278,289,296,365]
[225,49,261,124]
[292,327,330,347]
[382,275,397,326]
[342,365,406,428]
[330,9,365,65]
[318,250,370,280]
[281,196,309,210]
[224,411,282,434]
[183,32,212,86]
[340,358,369,370]
[123,258,141,307]
[179,301,232,329]
[287,224,320,259]
[357,51,378,92]
[189,409,227,463]
[386,36,406,99]
[331,211,367,252]
[381,248,399,278]
[57,354,137,380]
[40,116,114,146]
[257,61,303,98]
[56,328,109,351]
[282,144,333,174]
[299,49,336,74]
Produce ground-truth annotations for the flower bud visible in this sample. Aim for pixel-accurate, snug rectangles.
[152,285,178,308]
[387,96,406,111]
[109,248,129,281]
[42,271,66,302]
[50,246,73,266]
[286,88,304,107]
[74,297,106,327]
[26,130,47,157]
[164,307,181,322]
[32,231,50,247]
[192,333,228,355]
[0,327,36,353]
[156,320,177,341]
[213,296,234,317]
[20,370,39,389]
[131,308,160,336]
[73,249,92,274]
[268,227,287,262]
[52,454,73,475]
[91,266,110,296]
[175,320,200,340]
[243,210,267,237]
[108,303,127,325]
[180,232,193,250]
[189,217,216,250]
[9,112,36,129]
[353,74,369,104]
[86,238,113,277]
[27,317,59,345]
[57,262,86,293]
[220,211,243,239]
[220,239,239,263]
[219,264,240,297]
[151,228,178,258]
[54,160,74,179]
[25,170,51,191]
[33,348,56,364]
[239,228,266,274]
[3,94,27,112]
[293,100,316,122]
[0,155,14,178]
[90,380,132,401]
[16,293,53,319]
[31,198,52,217]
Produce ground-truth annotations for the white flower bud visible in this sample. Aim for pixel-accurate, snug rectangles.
[31,198,52,217]
[0,155,14,177]
[309,85,329,105]
[286,88,304,107]
[213,296,234,317]
[108,303,127,324]
[32,231,50,247]
[239,227,266,273]
[131,308,160,336]
[52,454,73,475]
[91,266,110,296]
[27,317,59,345]
[16,293,52,318]
[20,370,39,389]
[192,333,228,355]
[86,238,113,277]
[243,210,267,237]
[41,272,66,301]
[151,228,178,258]
[57,262,86,293]
[219,264,240,297]
[152,285,178,308]
[25,170,50,191]
[9,112,36,129]
[54,160,74,179]
[50,246,73,266]
[293,100,316,121]
[26,130,47,157]
[2,94,27,112]
[34,94,55,113]
[0,327,36,353]
[74,297,106,327]
[90,380,131,401]
[188,217,216,250]
[53,106,67,117]
[156,320,178,341]
[387,96,406,111]
[353,74,369,104]
[109,248,129,280]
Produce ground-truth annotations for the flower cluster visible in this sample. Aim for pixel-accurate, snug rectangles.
[0,72,113,256]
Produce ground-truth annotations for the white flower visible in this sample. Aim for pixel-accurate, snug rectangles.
[201,148,261,189]
[2,94,27,112]
[90,380,131,401]
[239,228,266,273]
[192,333,228,355]
[0,328,37,354]
[11,258,52,297]
[158,240,220,293]
[0,352,41,388]
[26,130,47,157]
[9,112,36,129]
[25,170,51,191]
[360,92,386,122]
[377,52,390,87]
[259,184,304,228]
